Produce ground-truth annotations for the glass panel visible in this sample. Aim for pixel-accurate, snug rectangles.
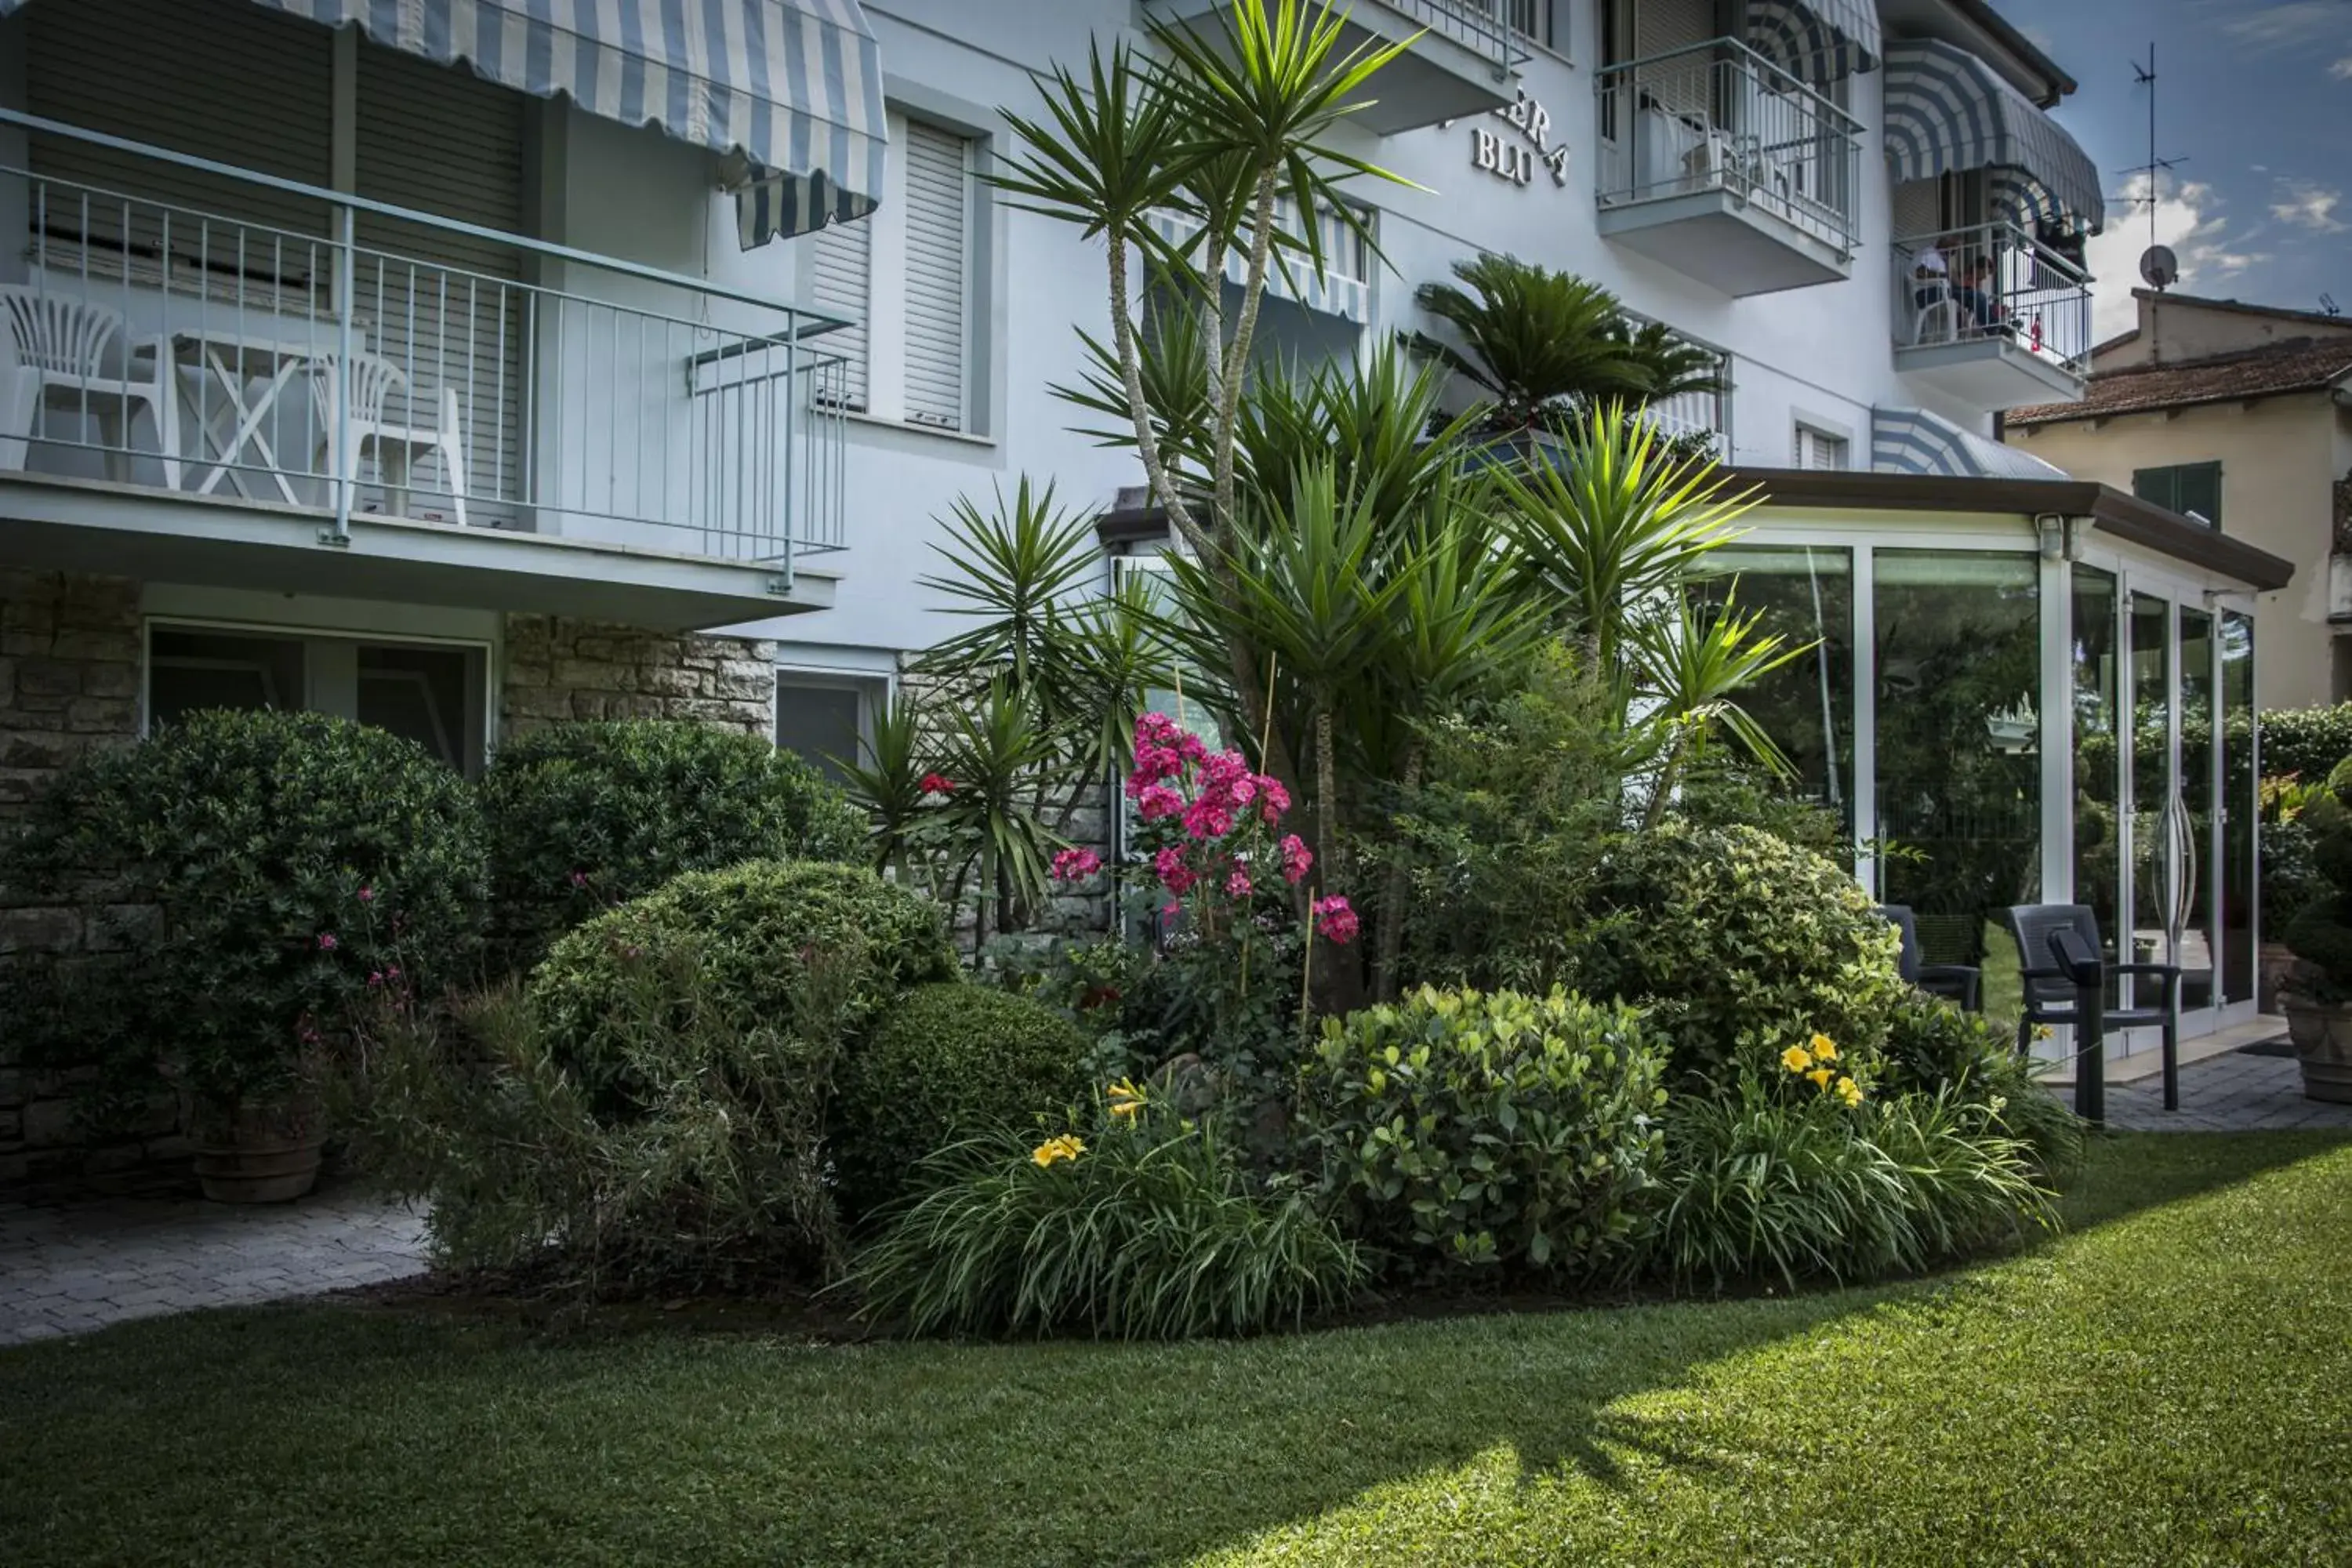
[775,684,866,785]
[1684,545,1855,838]
[2222,612,2257,1004]
[2071,567,2122,965]
[2179,608,2216,1010]
[147,630,306,728]
[2129,593,2174,973]
[1874,550,2042,987]
[358,644,472,771]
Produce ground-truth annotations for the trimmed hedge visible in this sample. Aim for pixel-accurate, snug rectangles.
[833,982,1093,1215]
[1299,985,1670,1277]
[481,720,864,970]
[528,859,956,1116]
[1559,824,1910,1082]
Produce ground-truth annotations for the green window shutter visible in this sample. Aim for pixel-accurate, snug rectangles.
[2177,462,2223,529]
[2133,466,2183,510]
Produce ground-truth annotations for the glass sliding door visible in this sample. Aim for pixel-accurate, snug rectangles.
[1874,551,2042,983]
[2071,567,2122,964]
[2126,593,2176,985]
[2221,612,2258,1005]
[1685,546,1856,837]
[2179,608,2218,1013]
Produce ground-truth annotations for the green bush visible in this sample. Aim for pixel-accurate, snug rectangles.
[529,860,957,1116]
[1878,997,2084,1181]
[1298,986,1670,1277]
[2284,757,2352,1001]
[834,982,1092,1215]
[851,1111,1364,1339]
[2254,704,2352,787]
[481,720,864,969]
[1559,823,1910,1083]
[349,948,865,1294]
[1648,1077,2056,1290]
[1,710,485,1124]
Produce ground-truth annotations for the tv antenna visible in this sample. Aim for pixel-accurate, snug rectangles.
[2121,44,2189,290]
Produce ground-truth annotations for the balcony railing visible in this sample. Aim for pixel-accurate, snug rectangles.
[1145,198,1374,324]
[1395,0,1528,71]
[1890,223,2093,376]
[1594,37,1864,255]
[0,111,850,576]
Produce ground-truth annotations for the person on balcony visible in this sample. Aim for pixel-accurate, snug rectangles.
[1912,236,1998,336]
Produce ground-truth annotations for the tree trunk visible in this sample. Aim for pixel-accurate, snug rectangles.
[1373,745,1422,1002]
[1107,229,1207,555]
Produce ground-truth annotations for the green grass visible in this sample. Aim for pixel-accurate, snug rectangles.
[5,1132,2350,1566]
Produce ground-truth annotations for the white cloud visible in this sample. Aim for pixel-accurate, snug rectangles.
[2271,179,2349,231]
[2085,174,2269,339]
[2223,2,2350,49]
[2331,54,2352,78]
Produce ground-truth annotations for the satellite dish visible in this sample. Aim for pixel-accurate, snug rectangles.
[2140,245,2180,290]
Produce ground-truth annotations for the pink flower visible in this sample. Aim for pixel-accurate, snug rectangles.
[918,772,956,796]
[367,971,384,989]
[1177,732,1208,764]
[1051,848,1103,884]
[568,869,590,889]
[1255,775,1291,821]
[1135,782,1184,822]
[1128,743,1184,788]
[317,932,339,952]
[356,885,375,904]
[1279,834,1314,885]
[1312,895,1359,946]
[1153,846,1197,895]
[1181,800,1234,840]
[1135,712,1181,747]
[1226,867,1254,898]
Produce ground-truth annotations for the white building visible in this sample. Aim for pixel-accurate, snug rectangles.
[0,0,2296,1070]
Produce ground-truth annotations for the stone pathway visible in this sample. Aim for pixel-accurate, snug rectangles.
[2089,1047,2352,1133]
[0,1181,427,1346]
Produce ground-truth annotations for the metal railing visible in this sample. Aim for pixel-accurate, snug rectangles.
[1145,196,1375,324]
[1891,223,2093,377]
[1146,0,1527,78]
[1642,384,1728,455]
[0,111,851,575]
[1594,37,1864,255]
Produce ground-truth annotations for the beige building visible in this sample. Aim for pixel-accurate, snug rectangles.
[2007,290,2352,710]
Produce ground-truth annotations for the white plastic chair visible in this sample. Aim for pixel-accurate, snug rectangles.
[1911,278,1958,347]
[308,353,469,526]
[0,285,180,485]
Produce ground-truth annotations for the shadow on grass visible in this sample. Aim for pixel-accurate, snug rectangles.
[0,1131,2341,1568]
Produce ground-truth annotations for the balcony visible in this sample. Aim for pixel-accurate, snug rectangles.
[1891,223,2091,409]
[1144,0,1525,136]
[1593,38,1862,296]
[0,113,850,631]
[1145,198,1374,324]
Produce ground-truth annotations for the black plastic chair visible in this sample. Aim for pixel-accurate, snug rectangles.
[1878,904,1983,1014]
[2003,902,2182,1111]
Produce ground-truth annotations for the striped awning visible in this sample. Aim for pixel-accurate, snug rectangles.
[1746,0,1880,87]
[0,0,887,248]
[1882,38,2103,236]
[1871,408,2067,481]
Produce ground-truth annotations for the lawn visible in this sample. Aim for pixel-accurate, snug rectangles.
[4,1132,2348,1567]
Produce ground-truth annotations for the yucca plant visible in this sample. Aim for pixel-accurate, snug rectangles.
[1629,590,1812,829]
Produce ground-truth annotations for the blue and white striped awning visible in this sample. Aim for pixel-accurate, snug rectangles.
[0,0,887,248]
[1746,0,1880,87]
[1882,38,2103,236]
[1871,407,2067,481]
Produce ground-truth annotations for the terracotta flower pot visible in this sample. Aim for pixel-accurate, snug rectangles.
[2281,995,2352,1105]
[2259,942,2299,1014]
[192,1100,326,1203]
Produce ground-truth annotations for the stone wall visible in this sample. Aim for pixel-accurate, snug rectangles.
[0,571,150,1187]
[500,616,778,739]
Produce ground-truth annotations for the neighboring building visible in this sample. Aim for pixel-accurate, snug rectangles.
[2007,289,2352,710]
[0,0,2300,1182]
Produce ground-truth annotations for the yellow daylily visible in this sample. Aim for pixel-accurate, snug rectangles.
[1810,1035,1839,1062]
[1030,1134,1087,1168]
[1780,1045,1814,1074]
[1806,1066,1835,1090]
[1836,1076,1864,1107]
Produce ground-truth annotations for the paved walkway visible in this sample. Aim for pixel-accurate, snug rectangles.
[2091,1047,2352,1133]
[0,1181,426,1347]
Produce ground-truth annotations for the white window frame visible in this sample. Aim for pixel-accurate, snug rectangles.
[775,666,892,776]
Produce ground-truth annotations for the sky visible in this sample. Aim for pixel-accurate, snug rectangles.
[2011,0,2352,339]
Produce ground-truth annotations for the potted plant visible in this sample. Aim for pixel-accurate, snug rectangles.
[1,710,485,1199]
[2259,774,2325,1012]
[2281,759,2352,1102]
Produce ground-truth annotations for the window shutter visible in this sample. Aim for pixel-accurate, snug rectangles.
[2179,463,2223,528]
[900,120,973,431]
[1795,427,1847,470]
[808,217,873,413]
[2133,466,2182,511]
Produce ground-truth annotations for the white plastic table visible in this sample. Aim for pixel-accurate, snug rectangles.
[170,326,343,503]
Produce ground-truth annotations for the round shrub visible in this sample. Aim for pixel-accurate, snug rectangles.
[481,720,866,969]
[1559,824,1909,1083]
[1,710,485,1120]
[833,982,1092,1216]
[1879,997,2083,1181]
[528,859,956,1114]
[1298,985,1671,1277]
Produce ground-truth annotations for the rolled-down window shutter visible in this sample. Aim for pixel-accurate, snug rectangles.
[808,217,873,413]
[900,122,973,432]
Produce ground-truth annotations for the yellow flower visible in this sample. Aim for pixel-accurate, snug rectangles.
[1810,1035,1839,1062]
[1109,1098,1142,1120]
[1806,1066,1835,1090]
[1836,1076,1864,1108]
[1031,1134,1087,1168]
[1780,1045,1814,1074]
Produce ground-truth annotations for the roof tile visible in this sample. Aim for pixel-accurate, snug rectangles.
[2009,335,2352,426]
